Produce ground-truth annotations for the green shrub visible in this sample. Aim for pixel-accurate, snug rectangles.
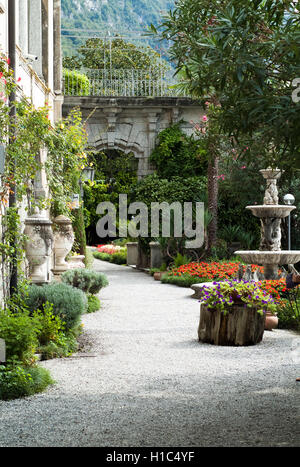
[85,248,94,268]
[61,268,109,295]
[93,252,111,262]
[0,364,54,401]
[87,294,101,313]
[161,274,207,288]
[0,311,40,365]
[26,282,87,331]
[109,251,127,265]
[33,302,65,346]
[173,253,192,268]
[277,300,300,331]
[63,68,90,96]
[93,250,127,265]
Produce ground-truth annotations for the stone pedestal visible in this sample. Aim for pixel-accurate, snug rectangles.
[126,242,138,266]
[0,338,6,363]
[149,241,162,269]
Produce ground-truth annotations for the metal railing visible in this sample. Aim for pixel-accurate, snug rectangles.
[63,68,186,98]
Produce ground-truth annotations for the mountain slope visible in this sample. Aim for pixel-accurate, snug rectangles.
[61,0,174,56]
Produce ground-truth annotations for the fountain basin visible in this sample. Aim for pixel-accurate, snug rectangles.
[246,205,296,218]
[235,250,300,266]
[235,250,300,280]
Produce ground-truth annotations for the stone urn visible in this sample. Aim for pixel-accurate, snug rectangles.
[24,209,53,283]
[67,255,85,269]
[52,215,75,274]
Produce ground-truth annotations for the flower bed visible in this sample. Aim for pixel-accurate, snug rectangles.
[162,261,264,287]
[93,244,127,265]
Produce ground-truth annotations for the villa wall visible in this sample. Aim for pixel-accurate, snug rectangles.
[0,0,63,304]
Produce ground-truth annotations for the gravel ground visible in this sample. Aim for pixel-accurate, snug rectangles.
[0,259,299,447]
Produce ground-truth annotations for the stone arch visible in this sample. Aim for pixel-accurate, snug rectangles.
[92,138,149,179]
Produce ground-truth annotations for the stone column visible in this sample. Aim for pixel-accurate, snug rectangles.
[53,0,63,121]
[126,242,138,266]
[150,241,162,269]
[28,0,43,78]
[19,0,28,54]
[42,0,52,88]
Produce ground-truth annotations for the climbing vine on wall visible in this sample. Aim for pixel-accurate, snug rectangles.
[0,52,88,275]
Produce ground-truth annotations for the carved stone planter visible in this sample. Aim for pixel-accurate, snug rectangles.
[52,215,75,277]
[68,255,85,269]
[198,304,266,346]
[24,210,53,284]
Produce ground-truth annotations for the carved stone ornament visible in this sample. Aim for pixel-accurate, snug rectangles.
[53,215,75,273]
[24,208,54,283]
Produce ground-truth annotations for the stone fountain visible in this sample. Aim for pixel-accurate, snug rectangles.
[235,168,300,280]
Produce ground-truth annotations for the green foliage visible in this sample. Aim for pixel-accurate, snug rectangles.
[83,150,138,245]
[93,250,127,265]
[63,68,90,96]
[200,280,278,316]
[155,0,300,170]
[277,299,300,332]
[87,294,101,314]
[0,364,54,401]
[61,268,109,295]
[64,37,168,76]
[161,273,204,288]
[61,0,174,56]
[134,173,207,207]
[33,302,65,347]
[173,253,192,268]
[150,123,207,179]
[26,283,87,331]
[0,311,39,365]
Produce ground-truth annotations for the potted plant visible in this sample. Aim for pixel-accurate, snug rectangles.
[198,279,277,346]
[153,263,168,281]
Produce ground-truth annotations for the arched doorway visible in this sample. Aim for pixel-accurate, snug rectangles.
[84,148,138,246]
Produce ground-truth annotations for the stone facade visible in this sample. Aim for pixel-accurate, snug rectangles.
[0,0,63,303]
[63,96,205,179]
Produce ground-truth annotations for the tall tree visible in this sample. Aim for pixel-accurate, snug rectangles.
[153,0,300,169]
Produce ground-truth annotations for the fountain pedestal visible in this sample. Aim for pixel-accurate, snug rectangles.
[235,168,300,329]
[235,168,300,281]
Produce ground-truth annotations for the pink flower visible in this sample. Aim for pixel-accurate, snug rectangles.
[17,77,21,82]
[202,115,208,122]
[241,165,246,169]
[204,101,210,107]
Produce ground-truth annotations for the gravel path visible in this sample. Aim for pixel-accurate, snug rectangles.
[0,259,299,447]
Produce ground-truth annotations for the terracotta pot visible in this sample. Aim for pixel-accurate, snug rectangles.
[154,271,163,281]
[264,311,279,331]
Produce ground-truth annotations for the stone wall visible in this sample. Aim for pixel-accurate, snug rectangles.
[63,96,205,179]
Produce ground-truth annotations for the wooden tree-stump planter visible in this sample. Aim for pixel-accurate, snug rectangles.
[198,304,266,346]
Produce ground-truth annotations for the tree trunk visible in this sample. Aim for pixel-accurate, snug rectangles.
[207,154,219,254]
[198,304,266,346]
